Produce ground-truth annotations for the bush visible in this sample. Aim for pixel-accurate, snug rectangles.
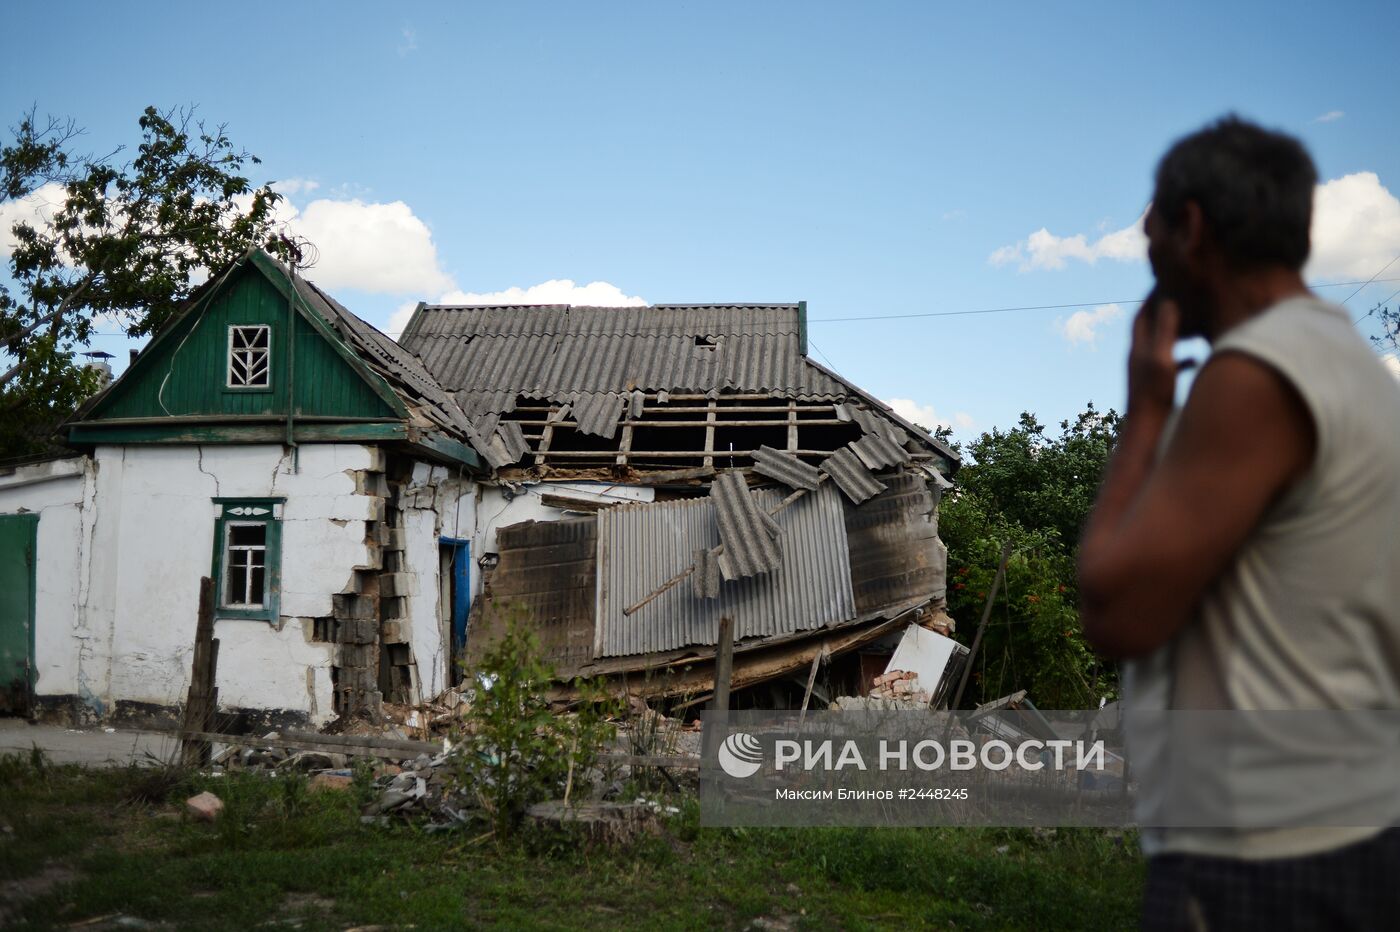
[451,615,619,838]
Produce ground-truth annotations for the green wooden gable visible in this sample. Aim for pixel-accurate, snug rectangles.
[69,254,411,445]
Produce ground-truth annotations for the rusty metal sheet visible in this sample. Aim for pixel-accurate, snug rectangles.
[596,483,855,657]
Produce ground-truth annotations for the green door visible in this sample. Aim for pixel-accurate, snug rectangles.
[0,514,38,714]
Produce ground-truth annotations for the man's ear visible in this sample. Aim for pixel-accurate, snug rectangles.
[1179,200,1207,258]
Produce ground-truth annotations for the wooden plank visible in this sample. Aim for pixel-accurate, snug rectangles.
[702,399,717,469]
[179,577,218,767]
[534,406,560,466]
[713,616,735,713]
[788,400,798,452]
[616,422,634,466]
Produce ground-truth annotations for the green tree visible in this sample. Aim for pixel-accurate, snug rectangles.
[0,106,292,458]
[939,405,1120,708]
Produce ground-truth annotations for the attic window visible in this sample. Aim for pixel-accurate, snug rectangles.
[228,325,271,388]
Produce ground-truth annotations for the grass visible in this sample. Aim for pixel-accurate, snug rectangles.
[0,751,1144,930]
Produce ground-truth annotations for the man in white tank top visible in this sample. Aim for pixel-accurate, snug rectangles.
[1079,116,1400,928]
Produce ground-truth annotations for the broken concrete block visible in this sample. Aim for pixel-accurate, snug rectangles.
[185,791,224,822]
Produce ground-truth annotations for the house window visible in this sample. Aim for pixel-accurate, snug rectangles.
[212,498,284,621]
[227,325,271,388]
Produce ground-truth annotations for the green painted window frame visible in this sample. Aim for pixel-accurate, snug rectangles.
[225,324,275,394]
[211,497,285,622]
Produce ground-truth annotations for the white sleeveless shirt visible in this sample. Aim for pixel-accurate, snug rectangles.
[1126,294,1400,858]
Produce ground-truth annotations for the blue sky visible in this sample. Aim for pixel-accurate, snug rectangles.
[6,1,1400,440]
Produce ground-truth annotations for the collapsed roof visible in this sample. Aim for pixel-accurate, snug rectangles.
[399,302,959,477]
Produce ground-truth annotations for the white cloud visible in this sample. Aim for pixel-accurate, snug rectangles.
[989,212,1147,271]
[272,178,319,196]
[991,172,1400,283]
[0,182,65,256]
[1383,354,1400,381]
[286,198,454,295]
[383,281,649,339]
[437,280,648,308]
[1057,303,1124,346]
[1306,172,1400,281]
[398,26,418,56]
[883,397,973,434]
[1314,110,1345,123]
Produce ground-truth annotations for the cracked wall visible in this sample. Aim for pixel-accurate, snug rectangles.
[0,444,388,726]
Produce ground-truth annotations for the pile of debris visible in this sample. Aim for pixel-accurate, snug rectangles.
[866,669,929,704]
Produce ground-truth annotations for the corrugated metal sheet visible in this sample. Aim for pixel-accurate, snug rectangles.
[711,471,782,580]
[843,471,946,614]
[851,433,911,470]
[596,483,855,657]
[820,447,887,504]
[752,445,821,490]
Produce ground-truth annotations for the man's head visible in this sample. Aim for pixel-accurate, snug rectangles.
[1146,116,1318,337]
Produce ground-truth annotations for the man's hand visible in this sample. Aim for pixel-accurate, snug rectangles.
[1126,292,1182,418]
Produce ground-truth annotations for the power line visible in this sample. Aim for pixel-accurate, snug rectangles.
[809,277,1400,323]
[1340,255,1400,306]
[71,275,1400,340]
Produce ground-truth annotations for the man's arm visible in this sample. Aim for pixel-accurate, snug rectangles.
[1077,300,1315,659]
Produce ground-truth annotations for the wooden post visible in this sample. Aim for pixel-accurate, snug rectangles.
[948,542,1012,712]
[702,399,717,469]
[180,577,219,767]
[712,616,735,715]
[797,647,825,732]
[703,617,736,762]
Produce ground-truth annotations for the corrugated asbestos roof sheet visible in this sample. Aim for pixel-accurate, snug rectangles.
[752,445,821,490]
[851,433,911,471]
[596,483,855,657]
[711,471,783,580]
[399,304,851,404]
[820,447,887,504]
[281,264,482,450]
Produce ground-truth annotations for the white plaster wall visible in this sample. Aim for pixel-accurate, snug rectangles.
[0,458,90,702]
[399,463,476,701]
[473,481,654,572]
[4,444,381,724]
[96,444,381,721]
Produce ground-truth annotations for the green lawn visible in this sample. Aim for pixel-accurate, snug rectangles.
[0,751,1143,930]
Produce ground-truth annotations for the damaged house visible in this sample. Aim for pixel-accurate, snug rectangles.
[0,248,961,728]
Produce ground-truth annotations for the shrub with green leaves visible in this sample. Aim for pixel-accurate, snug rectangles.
[451,614,618,838]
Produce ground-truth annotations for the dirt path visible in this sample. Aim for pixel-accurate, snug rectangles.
[0,720,177,766]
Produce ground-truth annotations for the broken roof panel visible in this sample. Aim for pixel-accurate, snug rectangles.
[711,471,783,580]
[596,483,855,657]
[566,392,627,439]
[851,433,911,471]
[820,446,887,504]
[751,445,822,490]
